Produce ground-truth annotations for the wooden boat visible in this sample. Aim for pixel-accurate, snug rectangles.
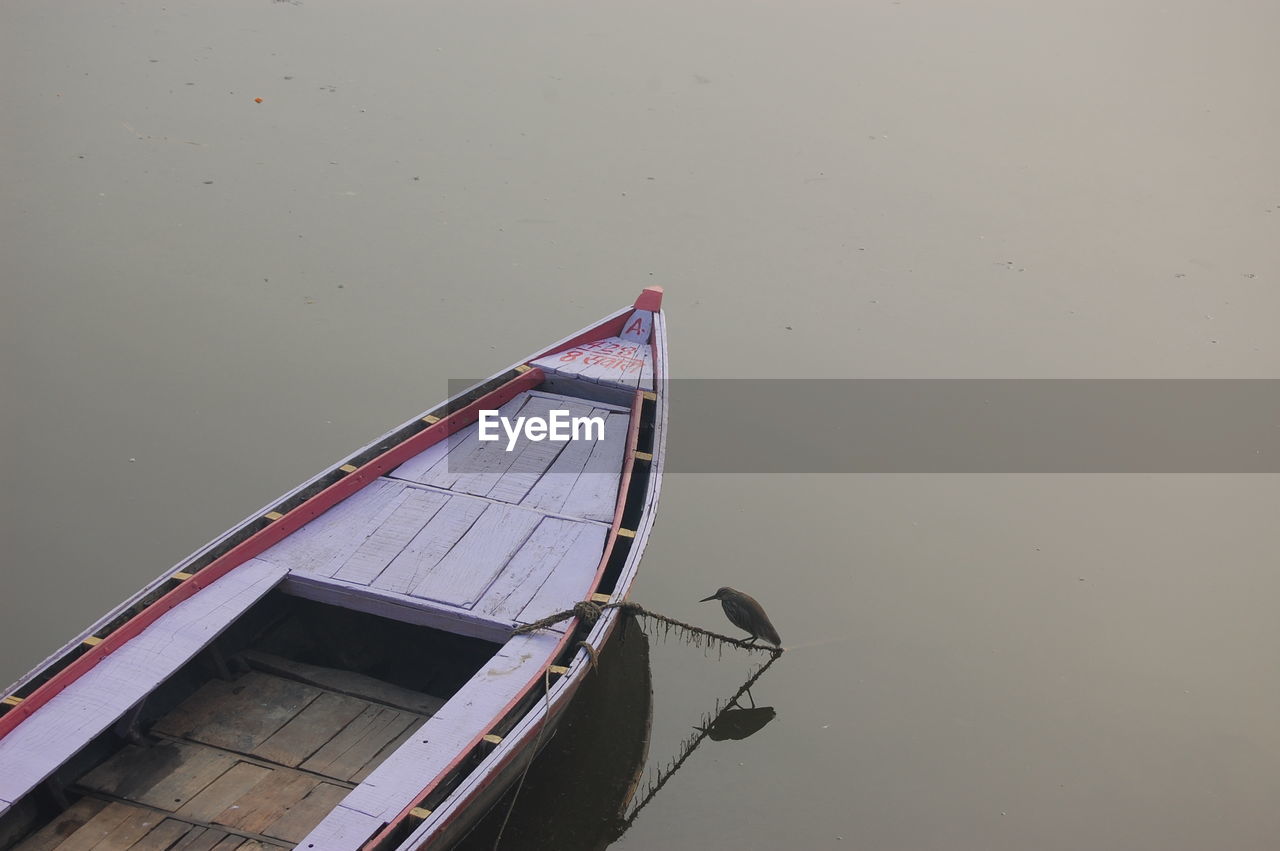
[0,288,668,851]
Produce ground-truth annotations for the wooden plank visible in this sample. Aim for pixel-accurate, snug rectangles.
[448,395,543,497]
[233,841,272,851]
[413,394,529,491]
[291,805,384,850]
[12,797,107,851]
[212,771,318,837]
[514,523,609,627]
[176,763,272,823]
[300,706,421,781]
[85,804,165,849]
[153,673,321,755]
[518,405,626,516]
[532,337,651,392]
[77,740,238,811]
[327,631,561,823]
[575,341,645,390]
[251,692,369,768]
[408,503,542,607]
[384,434,450,486]
[477,519,591,625]
[279,574,514,645]
[524,389,631,414]
[0,559,288,808]
[125,819,196,851]
[209,838,249,851]
[259,782,349,843]
[349,720,418,784]
[481,434,569,505]
[240,652,443,717]
[530,346,594,382]
[483,397,597,505]
[330,489,449,586]
[255,479,408,579]
[558,411,630,522]
[32,801,157,851]
[371,497,486,596]
[169,828,231,851]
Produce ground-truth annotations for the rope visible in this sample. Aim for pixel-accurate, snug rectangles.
[514,600,784,655]
[491,667,552,851]
[495,599,785,846]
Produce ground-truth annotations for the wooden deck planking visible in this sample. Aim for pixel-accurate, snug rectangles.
[407,503,542,606]
[153,673,322,755]
[448,395,552,498]
[381,436,449,491]
[279,574,514,644]
[54,606,480,850]
[514,523,610,626]
[123,818,196,851]
[250,692,369,768]
[288,805,384,850]
[303,630,562,828]
[175,763,273,824]
[482,430,573,505]
[475,519,605,627]
[528,347,594,382]
[407,395,529,491]
[77,741,238,811]
[256,781,349,844]
[211,770,319,838]
[558,410,631,522]
[530,337,653,392]
[32,800,156,850]
[328,489,449,586]
[370,496,487,596]
[523,388,632,414]
[482,399,612,506]
[574,342,646,391]
[514,404,629,516]
[240,651,443,717]
[169,829,239,851]
[255,478,408,579]
[349,721,418,784]
[300,705,421,781]
[0,559,287,808]
[13,797,107,850]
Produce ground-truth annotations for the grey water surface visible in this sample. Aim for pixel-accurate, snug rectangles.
[4,0,1280,849]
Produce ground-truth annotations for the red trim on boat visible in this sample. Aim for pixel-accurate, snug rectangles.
[633,285,663,312]
[0,367,545,741]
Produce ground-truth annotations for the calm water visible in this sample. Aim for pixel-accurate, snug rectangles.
[4,0,1280,848]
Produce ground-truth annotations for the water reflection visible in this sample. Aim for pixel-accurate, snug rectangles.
[698,705,777,742]
[459,615,653,851]
[460,614,786,849]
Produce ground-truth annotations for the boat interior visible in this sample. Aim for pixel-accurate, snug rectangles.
[7,596,496,850]
[0,304,662,850]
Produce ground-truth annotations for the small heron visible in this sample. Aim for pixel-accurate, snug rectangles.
[700,587,781,647]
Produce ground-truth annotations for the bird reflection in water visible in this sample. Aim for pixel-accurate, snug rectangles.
[698,704,777,741]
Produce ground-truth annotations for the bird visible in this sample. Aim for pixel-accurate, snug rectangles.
[700,587,781,647]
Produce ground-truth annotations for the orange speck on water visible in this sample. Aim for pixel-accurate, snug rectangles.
[254,97,263,103]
